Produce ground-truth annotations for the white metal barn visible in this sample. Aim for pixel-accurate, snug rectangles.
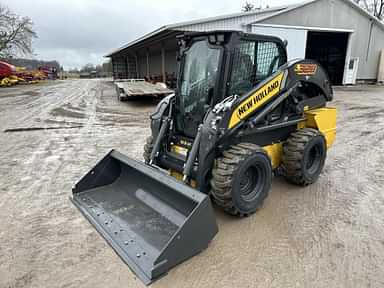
[106,0,384,85]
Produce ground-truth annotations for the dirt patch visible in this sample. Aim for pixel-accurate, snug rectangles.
[347,105,376,111]
[0,90,40,98]
[351,108,384,120]
[360,130,372,137]
[4,126,83,133]
[50,107,87,119]
[43,119,83,126]
[24,91,40,97]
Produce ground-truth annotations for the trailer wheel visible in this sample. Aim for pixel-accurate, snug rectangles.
[282,128,326,186]
[143,136,154,163]
[210,143,272,217]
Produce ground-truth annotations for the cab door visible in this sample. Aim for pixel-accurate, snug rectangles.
[227,37,286,97]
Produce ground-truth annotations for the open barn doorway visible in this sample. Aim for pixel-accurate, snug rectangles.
[305,31,349,85]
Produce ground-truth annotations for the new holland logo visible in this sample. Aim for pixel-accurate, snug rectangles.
[228,72,284,128]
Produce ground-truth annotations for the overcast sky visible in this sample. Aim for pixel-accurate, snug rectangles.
[3,0,298,70]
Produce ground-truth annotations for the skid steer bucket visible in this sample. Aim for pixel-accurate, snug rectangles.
[71,150,218,285]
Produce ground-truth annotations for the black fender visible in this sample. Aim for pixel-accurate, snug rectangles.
[150,94,175,140]
[196,111,220,192]
[285,58,333,101]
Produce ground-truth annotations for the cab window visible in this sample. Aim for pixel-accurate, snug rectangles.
[228,40,284,96]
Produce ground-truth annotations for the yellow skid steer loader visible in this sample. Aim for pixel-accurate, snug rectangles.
[72,31,336,284]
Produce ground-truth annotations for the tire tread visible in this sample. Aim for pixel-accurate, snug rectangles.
[211,143,270,217]
[282,128,325,186]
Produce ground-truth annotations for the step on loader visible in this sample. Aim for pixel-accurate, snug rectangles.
[72,31,337,284]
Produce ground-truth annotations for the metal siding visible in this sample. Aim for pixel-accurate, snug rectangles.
[366,25,384,79]
[138,56,147,78]
[259,0,384,79]
[178,11,278,32]
[149,52,162,75]
[112,57,127,79]
[165,50,178,75]
[126,56,137,78]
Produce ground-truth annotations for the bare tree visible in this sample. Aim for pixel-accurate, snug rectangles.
[354,0,384,20]
[0,5,37,58]
[81,63,96,73]
[102,60,112,73]
[242,1,266,12]
[242,2,255,12]
[6,58,60,70]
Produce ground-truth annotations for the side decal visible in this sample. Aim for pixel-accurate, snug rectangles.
[228,72,284,129]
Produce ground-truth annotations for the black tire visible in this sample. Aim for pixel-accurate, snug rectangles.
[282,128,326,186]
[143,136,153,163]
[210,143,272,217]
[116,87,123,101]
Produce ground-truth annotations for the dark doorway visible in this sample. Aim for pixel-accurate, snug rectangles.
[305,31,349,85]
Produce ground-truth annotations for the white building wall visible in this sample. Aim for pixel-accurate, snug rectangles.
[251,25,307,60]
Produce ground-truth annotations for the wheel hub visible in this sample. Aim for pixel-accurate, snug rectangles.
[240,165,263,202]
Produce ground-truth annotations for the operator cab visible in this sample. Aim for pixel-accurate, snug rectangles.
[175,31,287,138]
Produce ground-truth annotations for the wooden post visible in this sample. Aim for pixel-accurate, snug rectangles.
[126,56,130,79]
[378,49,384,83]
[161,42,166,83]
[111,58,115,79]
[146,48,150,79]
[135,53,139,78]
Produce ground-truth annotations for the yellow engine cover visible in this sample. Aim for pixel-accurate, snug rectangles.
[263,143,283,169]
[300,107,337,148]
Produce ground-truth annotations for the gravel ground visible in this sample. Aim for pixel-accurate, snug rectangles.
[0,79,383,288]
